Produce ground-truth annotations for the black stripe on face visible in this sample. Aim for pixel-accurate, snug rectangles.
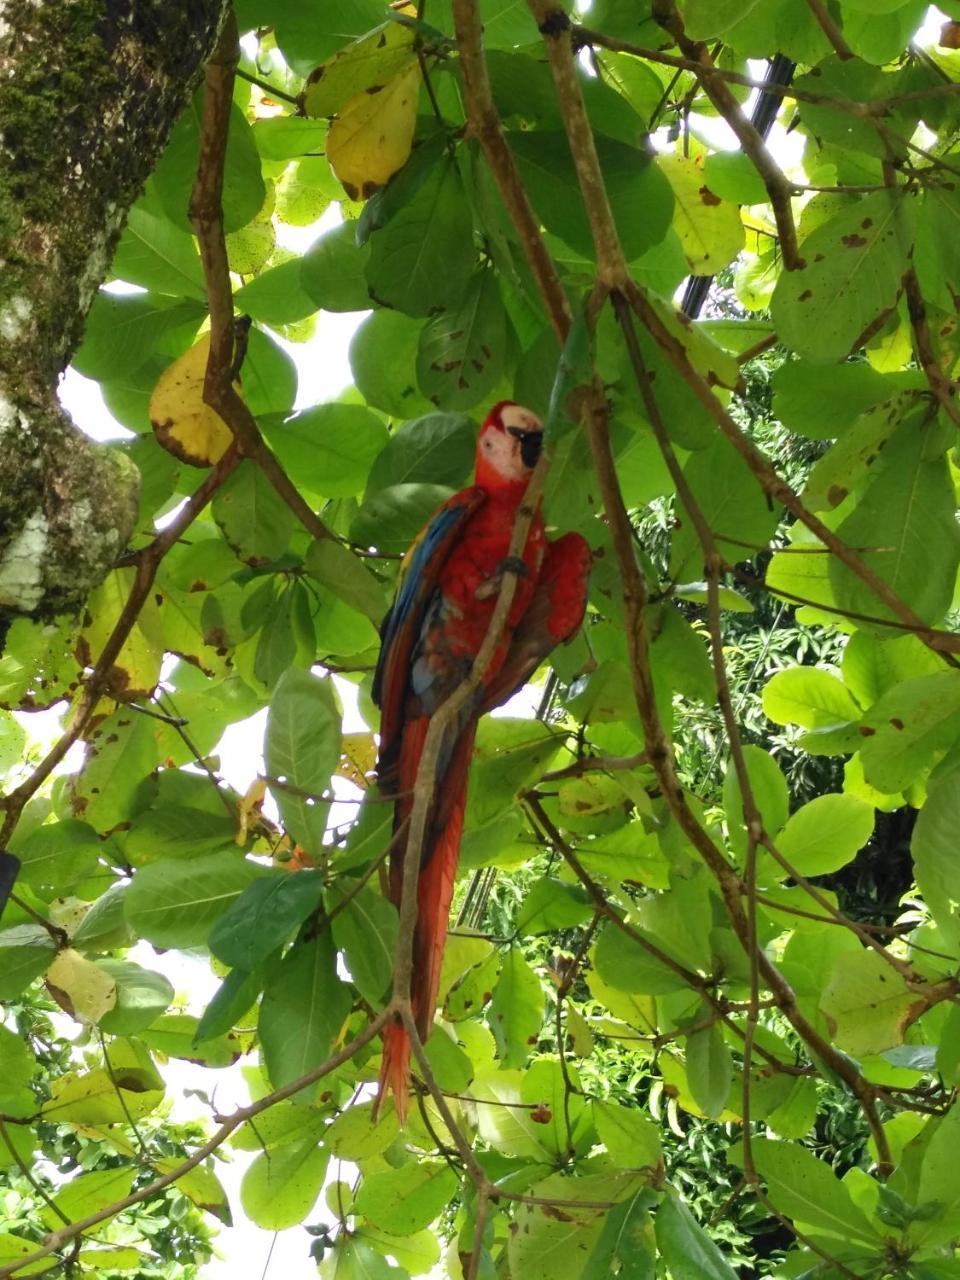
[507,427,543,468]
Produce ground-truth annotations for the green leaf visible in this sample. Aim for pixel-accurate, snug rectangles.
[241,326,298,416]
[722,744,788,865]
[300,18,415,117]
[212,461,296,567]
[111,202,207,300]
[916,183,960,312]
[326,1099,401,1160]
[209,871,325,969]
[263,403,389,499]
[820,949,918,1057]
[351,482,455,556]
[301,220,372,311]
[583,1190,657,1280]
[13,818,102,894]
[670,434,781,582]
[416,270,508,412]
[686,1018,732,1120]
[365,411,475,495]
[329,882,398,1007]
[771,190,915,362]
[258,931,352,1089]
[914,1104,960,1249]
[468,719,565,827]
[801,392,922,511]
[487,945,544,1067]
[512,132,673,262]
[830,424,960,628]
[0,924,57,999]
[265,668,342,855]
[592,922,689,997]
[124,851,267,949]
[658,154,745,273]
[772,359,923,440]
[350,308,435,418]
[365,154,474,317]
[354,1161,458,1236]
[305,539,388,623]
[97,960,174,1034]
[516,877,594,935]
[72,292,204,382]
[701,151,768,205]
[680,0,763,37]
[655,1196,737,1280]
[859,671,960,793]
[0,1023,38,1118]
[593,1099,662,1170]
[912,771,960,951]
[234,258,318,327]
[46,1166,137,1231]
[762,667,860,730]
[195,965,263,1042]
[775,793,874,877]
[240,1134,330,1229]
[253,115,328,161]
[747,1137,880,1242]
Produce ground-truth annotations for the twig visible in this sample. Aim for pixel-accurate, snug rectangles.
[903,267,960,429]
[235,66,299,106]
[651,1,800,270]
[804,0,855,60]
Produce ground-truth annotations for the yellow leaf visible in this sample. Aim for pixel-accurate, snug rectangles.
[77,568,164,700]
[327,61,422,201]
[237,776,267,845]
[46,949,117,1024]
[149,333,239,468]
[658,153,745,274]
[301,17,416,119]
[335,732,377,788]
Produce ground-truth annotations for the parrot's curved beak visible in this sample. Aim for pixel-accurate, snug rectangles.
[507,426,543,469]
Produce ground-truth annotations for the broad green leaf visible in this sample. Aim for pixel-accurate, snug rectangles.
[775,793,874,877]
[212,461,296,567]
[686,1019,732,1120]
[232,1103,326,1153]
[859,671,960,793]
[820,950,919,1057]
[252,115,328,161]
[655,1196,737,1280]
[45,1166,137,1230]
[328,881,398,1007]
[912,771,960,951]
[771,190,915,362]
[319,1239,405,1280]
[72,291,204,382]
[801,393,921,512]
[843,631,943,709]
[240,1135,330,1229]
[516,877,594,935]
[209,871,325,970]
[258,931,352,1089]
[487,945,543,1067]
[472,1064,552,1160]
[512,132,673,263]
[722,744,789,865]
[0,1023,38,1118]
[305,539,389,622]
[747,1137,880,1242]
[423,1025,474,1093]
[0,924,58,999]
[352,482,456,555]
[242,327,298,416]
[365,153,473,317]
[154,1157,231,1224]
[350,309,435,418]
[301,220,372,311]
[680,0,762,37]
[762,667,860,730]
[592,923,690,997]
[13,818,102,894]
[467,719,565,827]
[670,434,781,582]
[582,1189,657,1280]
[593,1099,662,1170]
[111,203,206,299]
[196,965,263,1042]
[140,1014,244,1068]
[914,1104,960,1249]
[124,851,266,949]
[234,258,318,327]
[830,424,960,628]
[658,154,745,273]
[263,403,389,499]
[354,1161,458,1236]
[916,183,960,312]
[265,668,342,855]
[325,1099,400,1160]
[416,270,508,412]
[771,359,923,440]
[42,1049,164,1126]
[354,1225,439,1277]
[365,412,475,495]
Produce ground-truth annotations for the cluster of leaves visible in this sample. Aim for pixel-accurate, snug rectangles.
[3,0,960,1277]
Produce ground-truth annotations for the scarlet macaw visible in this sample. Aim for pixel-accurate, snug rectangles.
[373,401,592,1121]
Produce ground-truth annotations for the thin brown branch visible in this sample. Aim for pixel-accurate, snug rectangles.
[904,267,960,429]
[651,1,800,270]
[804,0,855,59]
[452,0,571,341]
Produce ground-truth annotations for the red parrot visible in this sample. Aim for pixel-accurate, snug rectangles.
[372,401,591,1122]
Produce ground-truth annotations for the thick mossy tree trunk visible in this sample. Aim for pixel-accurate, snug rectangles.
[0,0,226,626]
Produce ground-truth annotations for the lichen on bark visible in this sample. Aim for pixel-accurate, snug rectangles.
[0,0,226,627]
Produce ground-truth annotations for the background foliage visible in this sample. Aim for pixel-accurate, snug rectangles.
[3,0,960,1276]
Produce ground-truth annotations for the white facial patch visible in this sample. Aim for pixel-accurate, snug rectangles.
[499,403,542,433]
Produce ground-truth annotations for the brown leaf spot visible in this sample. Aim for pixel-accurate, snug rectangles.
[365,83,385,95]
[858,725,876,737]
[890,717,905,730]
[861,217,873,229]
[940,19,960,48]
[798,289,813,302]
[841,233,867,248]
[827,484,848,506]
[530,1104,552,1124]
[698,184,722,206]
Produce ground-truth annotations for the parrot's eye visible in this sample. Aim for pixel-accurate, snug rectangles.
[507,426,543,468]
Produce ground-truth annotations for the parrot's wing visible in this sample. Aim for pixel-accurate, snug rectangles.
[481,531,592,713]
[374,486,486,795]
